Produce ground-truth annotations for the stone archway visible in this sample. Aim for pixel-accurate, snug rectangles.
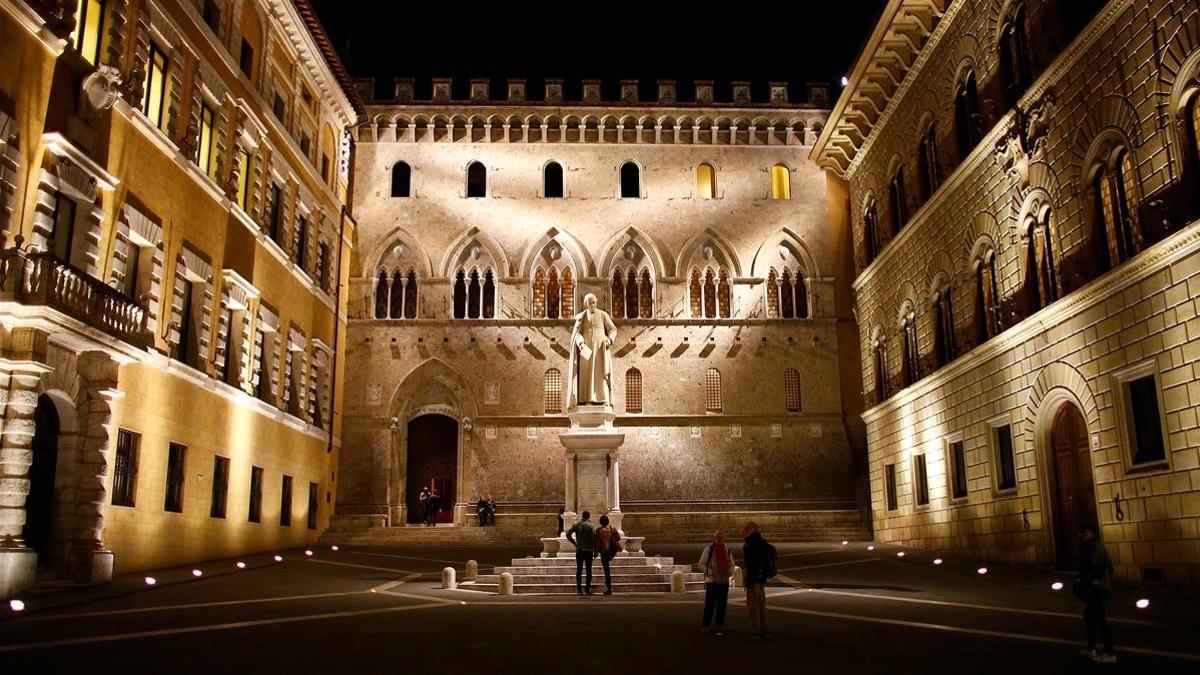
[404,414,459,525]
[23,395,61,563]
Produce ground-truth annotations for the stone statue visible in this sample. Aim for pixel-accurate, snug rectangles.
[568,293,617,408]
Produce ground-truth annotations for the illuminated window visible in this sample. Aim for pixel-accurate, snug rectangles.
[164,442,186,513]
[544,161,564,198]
[696,162,717,199]
[248,466,263,523]
[111,428,139,507]
[1092,148,1142,269]
[561,268,575,317]
[625,368,642,413]
[639,269,653,318]
[784,368,801,412]
[210,455,229,518]
[610,269,624,317]
[196,102,215,176]
[973,255,999,344]
[532,267,547,318]
[235,149,251,211]
[547,267,561,319]
[620,161,641,198]
[704,368,723,413]
[391,161,411,197]
[466,161,486,198]
[770,164,790,199]
[625,268,638,319]
[1191,97,1200,172]
[884,463,898,511]
[544,368,563,413]
[766,270,780,318]
[72,0,106,66]
[703,269,717,318]
[717,269,731,319]
[913,454,929,506]
[141,42,170,132]
[688,269,702,318]
[280,475,293,526]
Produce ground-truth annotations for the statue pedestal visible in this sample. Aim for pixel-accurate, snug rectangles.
[544,405,630,557]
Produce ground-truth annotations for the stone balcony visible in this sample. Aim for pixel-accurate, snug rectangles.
[0,240,152,350]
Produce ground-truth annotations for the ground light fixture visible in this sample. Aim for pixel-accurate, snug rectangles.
[896,552,905,557]
[932,558,943,565]
[144,577,157,586]
[331,545,340,551]
[1136,598,1151,609]
[841,540,848,545]
[840,76,850,86]
[866,545,875,551]
[305,550,314,556]
[1051,582,1064,591]
[9,599,25,612]
[192,569,203,577]
[274,555,283,562]
[236,561,246,569]
[977,567,988,575]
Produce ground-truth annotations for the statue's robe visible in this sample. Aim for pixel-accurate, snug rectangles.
[568,307,618,407]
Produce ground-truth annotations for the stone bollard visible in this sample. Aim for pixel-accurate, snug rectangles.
[732,565,743,588]
[441,566,457,590]
[499,572,514,595]
[465,560,478,580]
[670,570,686,593]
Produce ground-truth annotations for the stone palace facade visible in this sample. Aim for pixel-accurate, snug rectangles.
[334,78,871,540]
[815,0,1200,585]
[0,0,358,597]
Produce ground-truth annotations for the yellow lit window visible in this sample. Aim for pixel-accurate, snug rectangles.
[705,368,723,413]
[196,103,215,176]
[770,164,790,199]
[544,368,562,414]
[696,162,716,199]
[1119,150,1141,250]
[236,149,251,210]
[73,0,106,66]
[141,43,169,131]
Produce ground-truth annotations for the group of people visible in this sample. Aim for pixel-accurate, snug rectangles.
[564,514,776,639]
[417,486,442,526]
[475,496,497,527]
[559,518,1118,659]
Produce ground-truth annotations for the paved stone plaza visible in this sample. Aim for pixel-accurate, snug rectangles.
[0,541,1195,674]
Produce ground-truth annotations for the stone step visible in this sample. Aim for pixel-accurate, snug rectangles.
[461,580,706,594]
[493,564,694,576]
[504,556,670,568]
[475,573,704,585]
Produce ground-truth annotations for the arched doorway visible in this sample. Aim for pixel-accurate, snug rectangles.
[23,395,61,564]
[1048,403,1099,569]
[405,414,458,524]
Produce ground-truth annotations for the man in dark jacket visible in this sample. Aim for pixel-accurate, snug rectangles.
[566,511,596,595]
[741,521,771,639]
[428,488,441,526]
[419,487,432,526]
[1078,527,1116,664]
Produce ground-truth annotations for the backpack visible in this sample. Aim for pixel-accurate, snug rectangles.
[762,543,778,580]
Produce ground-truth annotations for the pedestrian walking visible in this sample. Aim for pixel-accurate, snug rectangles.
[1076,527,1117,664]
[698,531,735,635]
[566,510,596,595]
[419,486,432,526]
[594,515,622,595]
[741,521,776,640]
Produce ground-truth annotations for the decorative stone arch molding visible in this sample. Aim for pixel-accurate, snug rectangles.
[1157,8,1200,150]
[677,227,743,279]
[597,226,672,280]
[516,226,595,280]
[1067,95,1143,187]
[750,226,820,279]
[438,226,510,279]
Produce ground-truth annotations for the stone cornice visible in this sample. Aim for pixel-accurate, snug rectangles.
[861,216,1200,425]
[0,0,66,54]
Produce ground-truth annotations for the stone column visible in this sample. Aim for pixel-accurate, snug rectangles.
[67,353,117,585]
[0,363,46,598]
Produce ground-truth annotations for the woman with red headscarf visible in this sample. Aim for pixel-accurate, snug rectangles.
[698,531,736,635]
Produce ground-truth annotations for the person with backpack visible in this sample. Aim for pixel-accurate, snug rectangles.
[594,515,622,595]
[1076,527,1117,664]
[566,510,596,595]
[741,521,776,640]
[698,531,736,635]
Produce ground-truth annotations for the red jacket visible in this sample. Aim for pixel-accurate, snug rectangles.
[594,525,621,553]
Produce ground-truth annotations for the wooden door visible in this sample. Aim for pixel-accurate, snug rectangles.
[405,415,458,524]
[1050,404,1098,569]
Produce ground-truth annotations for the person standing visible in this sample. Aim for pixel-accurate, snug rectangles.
[486,495,497,526]
[1077,527,1116,664]
[566,510,596,595]
[594,515,622,595]
[418,486,432,526]
[428,487,441,526]
[741,521,774,640]
[556,508,565,537]
[698,532,735,635]
[476,495,489,527]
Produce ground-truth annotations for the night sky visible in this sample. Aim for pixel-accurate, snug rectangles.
[309,4,887,104]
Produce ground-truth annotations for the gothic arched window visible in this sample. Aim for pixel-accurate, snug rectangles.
[933,286,955,367]
[889,166,907,233]
[917,125,940,200]
[864,201,881,263]
[770,164,790,199]
[999,5,1034,109]
[544,161,564,198]
[873,341,888,403]
[696,162,717,199]
[901,314,919,387]
[611,270,625,316]
[374,271,388,318]
[620,161,641,198]
[639,268,653,318]
[625,268,638,319]
[466,161,487,198]
[955,70,982,160]
[546,268,561,319]
[453,269,467,319]
[625,368,643,413]
[455,267,496,319]
[532,267,547,318]
[1092,148,1142,269]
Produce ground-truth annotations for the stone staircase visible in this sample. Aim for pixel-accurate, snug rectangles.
[462,554,705,594]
